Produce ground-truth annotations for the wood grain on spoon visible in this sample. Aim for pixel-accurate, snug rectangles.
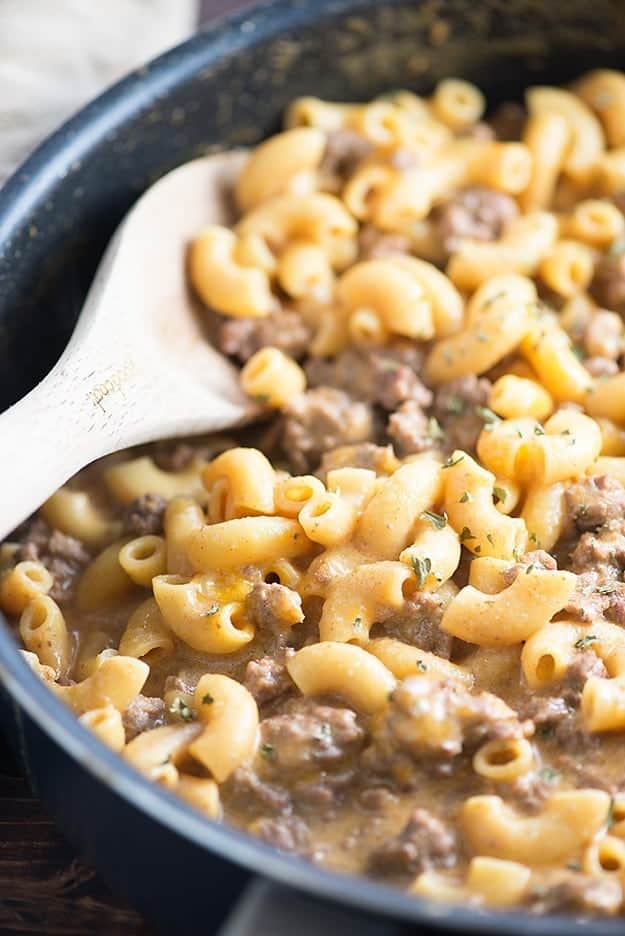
[0,150,254,539]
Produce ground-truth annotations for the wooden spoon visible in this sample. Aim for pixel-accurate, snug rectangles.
[0,150,254,539]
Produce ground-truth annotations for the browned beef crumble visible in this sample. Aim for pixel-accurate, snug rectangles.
[319,129,373,183]
[435,186,518,254]
[432,375,493,453]
[488,101,527,141]
[243,648,296,706]
[305,344,431,411]
[12,517,90,603]
[249,814,310,853]
[590,250,625,310]
[368,808,456,876]
[368,677,528,776]
[565,476,625,532]
[122,695,166,741]
[216,307,313,363]
[387,400,434,455]
[122,493,167,537]
[226,765,292,814]
[584,356,619,377]
[281,387,376,472]
[258,697,366,778]
[524,873,622,916]
[381,591,453,658]
[502,550,558,586]
[358,224,413,260]
[245,583,304,635]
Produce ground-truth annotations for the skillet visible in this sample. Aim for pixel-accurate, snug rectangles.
[1,0,625,931]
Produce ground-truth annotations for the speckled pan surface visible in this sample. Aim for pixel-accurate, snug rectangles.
[1,0,625,931]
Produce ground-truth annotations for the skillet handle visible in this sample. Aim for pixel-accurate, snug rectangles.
[218,878,409,936]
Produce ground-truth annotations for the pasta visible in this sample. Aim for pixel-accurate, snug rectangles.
[9,71,625,920]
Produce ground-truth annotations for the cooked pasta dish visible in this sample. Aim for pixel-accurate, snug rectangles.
[5,69,625,916]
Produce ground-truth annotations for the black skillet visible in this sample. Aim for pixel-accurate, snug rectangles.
[1,1,624,932]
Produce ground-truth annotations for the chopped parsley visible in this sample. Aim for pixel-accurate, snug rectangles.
[566,859,582,872]
[254,393,271,404]
[459,491,472,503]
[525,563,535,574]
[574,634,598,649]
[529,532,540,545]
[483,290,507,308]
[443,453,464,469]
[202,693,214,705]
[427,416,444,441]
[169,697,195,722]
[353,616,365,633]
[609,237,625,257]
[261,743,275,759]
[493,486,507,505]
[412,555,432,587]
[459,526,475,542]
[533,424,545,436]
[421,509,448,530]
[445,395,465,415]
[539,767,560,784]
[475,406,501,425]
[536,724,554,738]
[598,583,618,595]
[607,797,616,828]
[486,533,495,547]
[416,659,428,673]
[200,601,220,617]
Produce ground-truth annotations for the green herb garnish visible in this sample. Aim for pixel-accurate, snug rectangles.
[421,509,448,530]
[574,634,598,649]
[412,555,432,587]
[169,697,195,722]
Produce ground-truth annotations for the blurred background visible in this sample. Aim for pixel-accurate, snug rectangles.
[0,0,252,184]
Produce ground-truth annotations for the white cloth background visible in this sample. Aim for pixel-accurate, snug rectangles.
[0,0,198,183]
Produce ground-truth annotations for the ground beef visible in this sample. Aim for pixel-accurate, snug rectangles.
[506,773,552,812]
[387,400,434,455]
[358,224,412,260]
[502,549,558,586]
[163,670,198,697]
[358,786,398,812]
[368,808,456,876]
[306,345,431,411]
[122,493,167,537]
[565,476,625,532]
[432,375,492,454]
[122,695,166,741]
[590,251,625,311]
[245,583,304,635]
[281,387,375,472]
[524,872,622,916]
[381,590,453,659]
[226,765,291,814]
[216,307,312,363]
[584,356,620,377]
[583,309,624,360]
[318,442,398,478]
[458,121,495,141]
[292,768,358,809]
[319,129,373,183]
[249,814,310,854]
[517,693,598,755]
[368,676,527,774]
[561,652,608,701]
[258,697,366,778]
[489,101,526,141]
[435,186,518,254]
[564,571,625,626]
[12,517,90,603]
[243,649,295,706]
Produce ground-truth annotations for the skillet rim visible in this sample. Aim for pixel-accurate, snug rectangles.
[0,1,621,931]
